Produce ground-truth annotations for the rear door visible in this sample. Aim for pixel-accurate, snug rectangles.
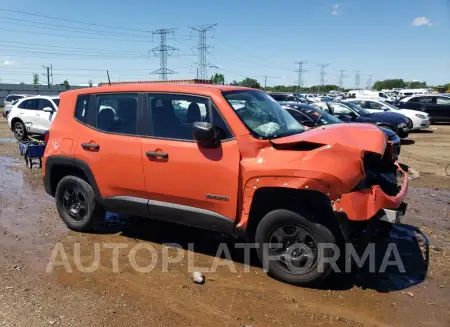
[140,92,240,232]
[17,98,40,133]
[417,96,436,118]
[74,92,148,216]
[434,96,450,121]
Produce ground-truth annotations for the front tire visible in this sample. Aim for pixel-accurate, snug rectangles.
[255,209,338,286]
[55,176,105,232]
[13,121,26,141]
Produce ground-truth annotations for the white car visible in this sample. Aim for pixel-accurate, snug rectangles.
[8,95,60,140]
[344,99,429,131]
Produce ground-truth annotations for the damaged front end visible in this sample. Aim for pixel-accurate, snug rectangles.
[333,142,408,240]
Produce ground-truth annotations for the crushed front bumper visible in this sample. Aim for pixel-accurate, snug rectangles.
[334,164,408,221]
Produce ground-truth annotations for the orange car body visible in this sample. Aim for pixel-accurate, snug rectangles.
[43,84,408,235]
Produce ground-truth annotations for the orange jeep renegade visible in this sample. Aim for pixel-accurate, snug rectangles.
[43,84,408,286]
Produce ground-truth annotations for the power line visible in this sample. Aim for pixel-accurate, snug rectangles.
[190,24,217,80]
[318,64,330,94]
[0,17,153,39]
[0,27,151,43]
[0,8,151,33]
[149,28,178,80]
[294,61,308,91]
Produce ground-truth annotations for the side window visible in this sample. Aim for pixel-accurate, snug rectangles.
[147,94,232,141]
[367,101,384,109]
[286,109,307,122]
[95,93,138,134]
[18,100,29,109]
[75,95,90,123]
[18,99,38,109]
[38,99,53,110]
[418,97,432,104]
[330,103,352,115]
[436,97,450,105]
[408,97,418,103]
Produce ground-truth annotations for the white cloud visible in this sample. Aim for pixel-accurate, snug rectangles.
[412,17,432,26]
[331,3,340,15]
[3,60,14,65]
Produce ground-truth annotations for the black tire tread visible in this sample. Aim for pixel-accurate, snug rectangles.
[55,175,105,232]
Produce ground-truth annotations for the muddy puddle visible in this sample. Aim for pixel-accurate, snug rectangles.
[0,137,17,143]
[0,153,449,326]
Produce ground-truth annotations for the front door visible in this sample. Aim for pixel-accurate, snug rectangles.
[34,98,56,133]
[140,93,240,232]
[74,93,148,216]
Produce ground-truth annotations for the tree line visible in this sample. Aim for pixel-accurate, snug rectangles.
[211,73,450,93]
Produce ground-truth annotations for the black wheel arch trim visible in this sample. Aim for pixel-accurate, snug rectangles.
[44,156,101,200]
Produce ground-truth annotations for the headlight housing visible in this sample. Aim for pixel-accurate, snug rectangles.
[415,114,427,119]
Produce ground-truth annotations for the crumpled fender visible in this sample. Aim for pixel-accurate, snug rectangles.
[236,176,335,229]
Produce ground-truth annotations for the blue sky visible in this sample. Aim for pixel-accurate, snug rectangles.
[0,0,449,87]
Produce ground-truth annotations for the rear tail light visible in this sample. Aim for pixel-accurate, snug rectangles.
[44,131,49,144]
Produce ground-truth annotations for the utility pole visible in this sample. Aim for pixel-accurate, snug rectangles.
[338,70,347,91]
[366,75,373,90]
[43,65,53,89]
[149,28,178,81]
[190,24,217,80]
[294,61,308,92]
[263,75,267,88]
[354,71,361,89]
[318,64,329,94]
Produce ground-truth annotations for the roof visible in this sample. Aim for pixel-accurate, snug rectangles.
[19,94,59,99]
[61,83,254,97]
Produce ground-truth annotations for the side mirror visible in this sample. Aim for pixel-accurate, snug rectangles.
[192,122,220,148]
[43,107,53,112]
[301,120,315,127]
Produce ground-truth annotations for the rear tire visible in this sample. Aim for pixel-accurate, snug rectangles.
[13,121,26,141]
[255,209,338,286]
[55,176,105,232]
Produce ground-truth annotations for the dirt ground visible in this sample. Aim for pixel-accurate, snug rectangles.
[0,118,449,327]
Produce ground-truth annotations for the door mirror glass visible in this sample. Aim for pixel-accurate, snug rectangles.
[192,122,219,148]
[43,107,53,112]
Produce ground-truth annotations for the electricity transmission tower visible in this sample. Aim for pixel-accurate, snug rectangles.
[149,28,178,80]
[43,64,53,88]
[366,75,373,90]
[294,61,308,91]
[318,64,329,94]
[338,70,347,91]
[354,71,361,89]
[190,24,217,80]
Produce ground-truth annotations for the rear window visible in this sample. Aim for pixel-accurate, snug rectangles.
[75,95,90,123]
[5,95,24,102]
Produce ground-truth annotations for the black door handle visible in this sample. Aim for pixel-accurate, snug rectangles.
[146,151,168,159]
[81,143,99,150]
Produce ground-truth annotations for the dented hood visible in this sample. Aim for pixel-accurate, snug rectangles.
[271,123,387,155]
